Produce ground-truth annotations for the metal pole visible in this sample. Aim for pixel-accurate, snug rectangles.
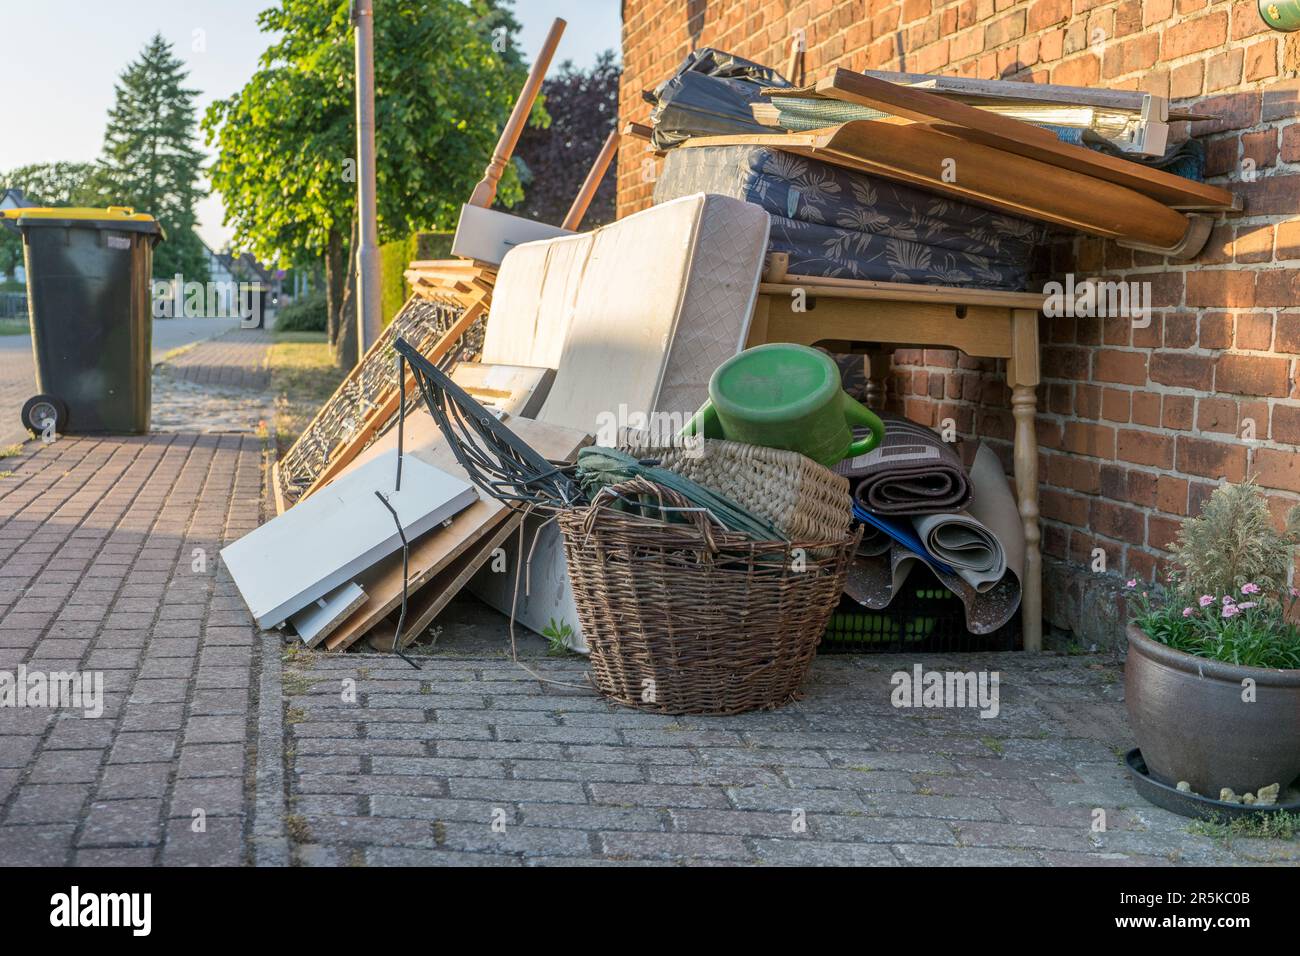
[353,0,381,355]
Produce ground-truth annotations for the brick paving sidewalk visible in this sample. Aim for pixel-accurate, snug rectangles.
[158,328,273,390]
[0,433,263,865]
[276,606,1299,867]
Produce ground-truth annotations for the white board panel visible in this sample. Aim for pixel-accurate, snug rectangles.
[221,452,476,628]
[451,204,576,267]
[290,582,367,648]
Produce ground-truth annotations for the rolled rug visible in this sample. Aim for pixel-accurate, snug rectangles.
[844,444,1025,634]
[912,513,1005,592]
[834,413,972,515]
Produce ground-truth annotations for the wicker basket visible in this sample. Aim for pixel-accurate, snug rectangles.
[557,477,861,715]
[651,439,851,543]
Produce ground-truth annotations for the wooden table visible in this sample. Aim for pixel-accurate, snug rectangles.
[747,253,1047,651]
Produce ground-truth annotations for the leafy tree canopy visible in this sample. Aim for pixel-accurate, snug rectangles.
[0,162,109,207]
[1,163,110,276]
[100,33,209,281]
[203,0,540,267]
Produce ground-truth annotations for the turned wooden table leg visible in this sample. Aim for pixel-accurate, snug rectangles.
[865,347,892,410]
[1009,307,1042,651]
[1012,384,1042,651]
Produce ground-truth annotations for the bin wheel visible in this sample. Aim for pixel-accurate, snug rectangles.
[21,395,67,437]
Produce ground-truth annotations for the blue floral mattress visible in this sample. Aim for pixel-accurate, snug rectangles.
[653,144,1047,290]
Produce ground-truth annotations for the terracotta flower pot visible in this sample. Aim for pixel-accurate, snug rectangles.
[1126,624,1300,797]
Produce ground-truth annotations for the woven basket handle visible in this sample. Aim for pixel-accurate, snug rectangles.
[585,476,721,552]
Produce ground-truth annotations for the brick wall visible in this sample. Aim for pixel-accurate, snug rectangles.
[619,0,1300,647]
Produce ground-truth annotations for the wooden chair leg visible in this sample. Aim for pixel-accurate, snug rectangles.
[1012,383,1042,651]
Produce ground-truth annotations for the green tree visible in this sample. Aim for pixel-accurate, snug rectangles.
[1,163,111,278]
[99,33,209,282]
[204,0,539,366]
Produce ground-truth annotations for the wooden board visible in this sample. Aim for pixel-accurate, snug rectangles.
[318,410,590,651]
[860,70,1209,121]
[221,452,477,628]
[366,512,524,651]
[467,515,586,653]
[450,363,555,420]
[451,203,577,267]
[681,123,1190,249]
[806,69,1238,211]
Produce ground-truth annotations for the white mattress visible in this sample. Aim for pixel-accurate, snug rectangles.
[482,193,770,435]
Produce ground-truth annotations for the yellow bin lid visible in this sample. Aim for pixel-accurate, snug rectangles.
[1,205,164,238]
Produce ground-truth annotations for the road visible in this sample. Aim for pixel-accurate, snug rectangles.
[0,317,242,446]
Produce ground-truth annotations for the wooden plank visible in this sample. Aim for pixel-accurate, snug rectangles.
[271,460,288,516]
[561,127,620,230]
[366,512,523,651]
[810,69,1238,211]
[763,273,1047,310]
[319,411,589,652]
[681,124,1191,248]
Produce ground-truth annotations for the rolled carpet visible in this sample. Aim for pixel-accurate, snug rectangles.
[834,413,972,515]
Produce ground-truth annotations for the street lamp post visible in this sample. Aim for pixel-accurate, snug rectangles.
[353,0,381,356]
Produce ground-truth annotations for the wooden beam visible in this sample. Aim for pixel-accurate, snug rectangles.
[468,18,566,208]
[681,123,1191,249]
[809,69,1238,211]
[764,272,1047,310]
[561,127,620,230]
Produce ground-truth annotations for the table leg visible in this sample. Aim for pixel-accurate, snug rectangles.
[865,347,892,410]
[1012,383,1042,651]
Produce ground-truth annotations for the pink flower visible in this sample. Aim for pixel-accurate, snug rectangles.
[1222,595,1236,605]
[1237,601,1257,610]
[1125,579,1137,588]
[1222,604,1241,619]
[1199,595,1215,607]
[1182,607,1195,617]
[1241,583,1261,595]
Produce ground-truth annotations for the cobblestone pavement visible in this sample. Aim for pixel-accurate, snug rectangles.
[159,328,273,390]
[275,606,1297,867]
[0,433,263,865]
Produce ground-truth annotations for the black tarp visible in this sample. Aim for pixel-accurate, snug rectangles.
[643,48,791,149]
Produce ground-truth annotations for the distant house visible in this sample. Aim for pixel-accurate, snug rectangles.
[0,190,35,284]
[0,189,35,211]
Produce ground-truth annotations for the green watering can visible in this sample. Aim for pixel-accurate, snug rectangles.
[681,343,885,467]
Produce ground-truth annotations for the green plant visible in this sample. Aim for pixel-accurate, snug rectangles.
[1131,585,1300,669]
[541,617,574,656]
[1131,479,1300,669]
[274,292,328,333]
[1188,810,1300,843]
[1172,477,1300,597]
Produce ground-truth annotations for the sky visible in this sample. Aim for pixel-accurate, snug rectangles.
[0,0,623,251]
